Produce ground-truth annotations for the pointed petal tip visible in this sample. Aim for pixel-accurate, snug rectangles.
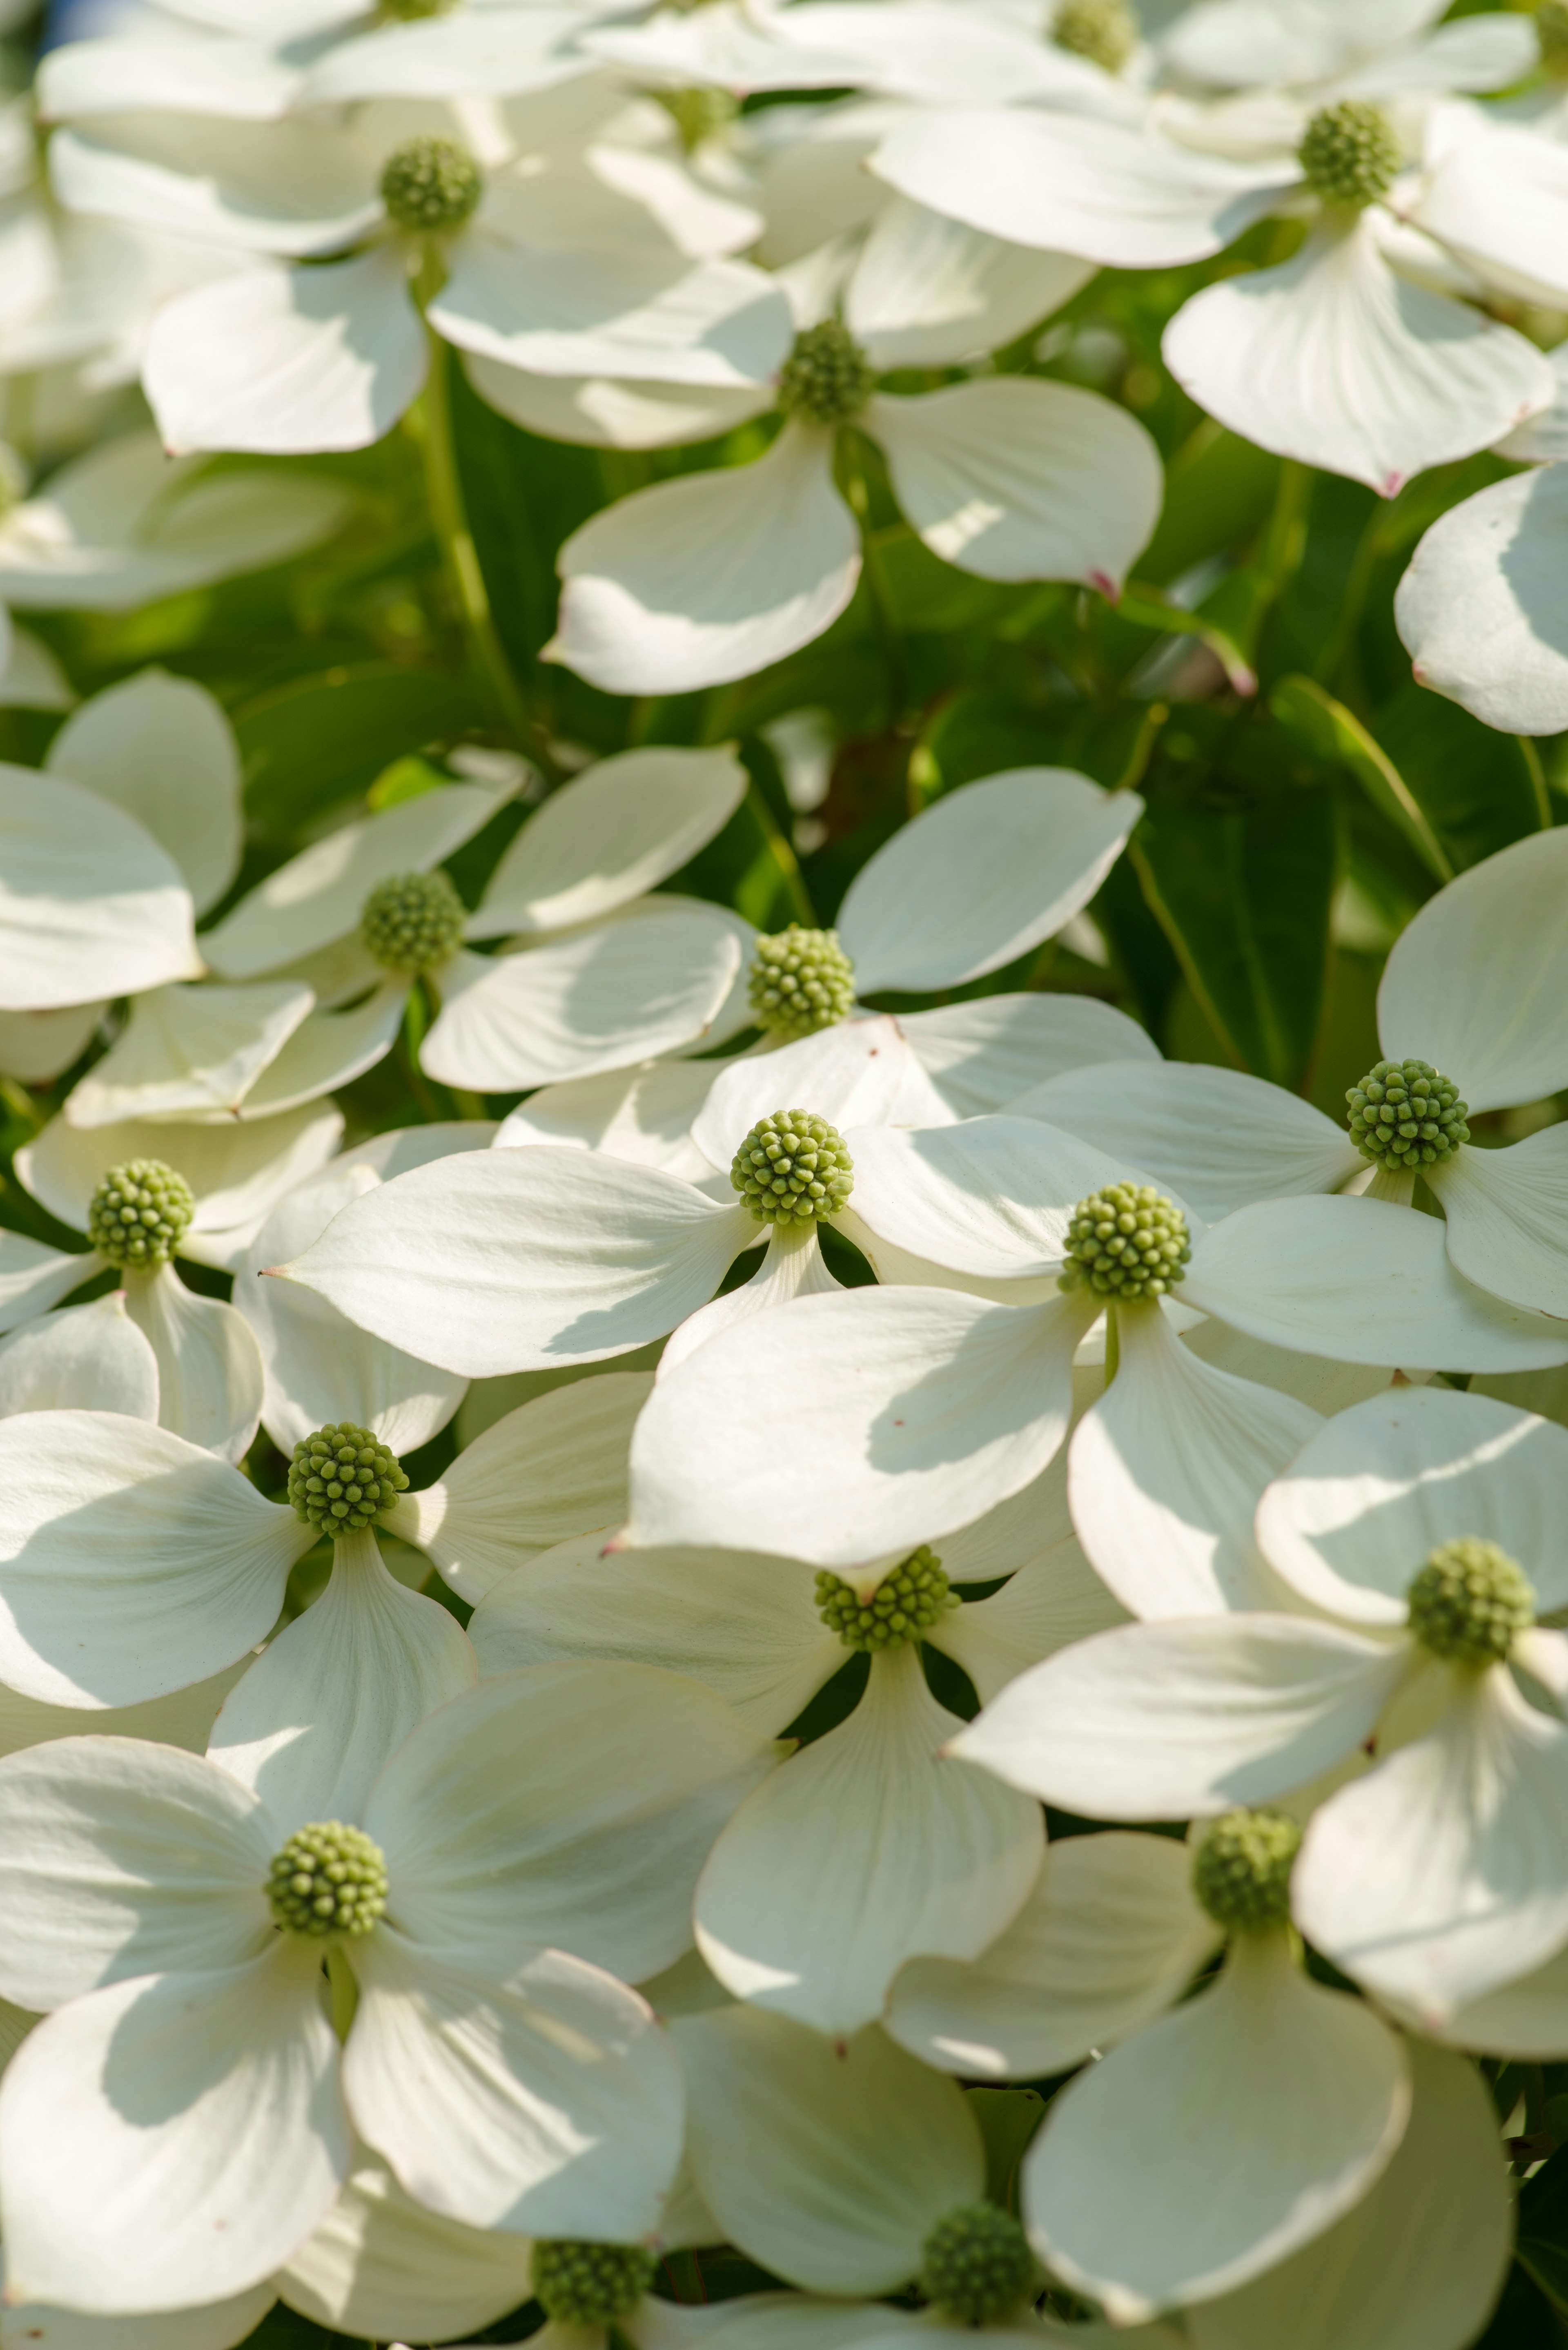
[1088,569,1121,605]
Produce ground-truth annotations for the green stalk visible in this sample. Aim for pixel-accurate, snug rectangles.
[748,779,817,927]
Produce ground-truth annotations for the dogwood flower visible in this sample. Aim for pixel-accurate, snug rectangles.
[469,1448,1123,2033]
[0,1659,780,2307]
[959,1384,1568,2027]
[544,196,1160,694]
[1158,0,1539,102]
[199,747,749,1096]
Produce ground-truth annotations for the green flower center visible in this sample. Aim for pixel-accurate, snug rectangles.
[380,136,484,234]
[267,1821,387,1938]
[1297,101,1401,208]
[1051,0,1138,72]
[748,924,856,1039]
[379,0,456,15]
[1541,2,1568,76]
[816,1546,959,1652]
[1346,1059,1468,1173]
[777,321,877,426]
[360,869,465,975]
[531,2241,658,2325]
[1062,1182,1190,1301]
[1408,1537,1535,1667]
[731,1110,854,1225]
[288,1422,410,1536]
[920,2203,1036,2326]
[1193,1808,1301,1935]
[652,84,740,151]
[87,1159,194,1271]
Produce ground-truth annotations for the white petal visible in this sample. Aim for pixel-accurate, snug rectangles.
[422,912,742,1092]
[931,1547,1127,1707]
[0,1661,252,1768]
[1014,1059,1361,1224]
[1379,826,1568,1110]
[839,771,1142,995]
[0,1732,274,2010]
[1411,1933,1568,2058]
[661,1220,842,1381]
[899,993,1160,1117]
[470,1534,838,1733]
[1182,1318,1397,1416]
[1162,0,1443,85]
[873,379,1160,590]
[849,1115,1148,1282]
[18,1104,344,1271]
[886,1829,1219,2080]
[0,1231,94,1336]
[38,29,300,118]
[278,2149,537,2343]
[433,242,792,390]
[626,1287,1092,1569]
[951,1616,1411,1819]
[207,1525,476,1838]
[49,116,381,259]
[1415,120,1568,311]
[46,670,242,919]
[365,1663,781,1983]
[388,1369,650,1603]
[870,109,1286,267]
[203,783,512,980]
[1023,1933,1410,2321]
[497,1058,717,1182]
[62,981,314,1128]
[692,1019,927,1172]
[0,1410,314,1707]
[301,8,593,102]
[0,627,74,715]
[0,766,199,1011]
[696,1642,1040,2034]
[1395,465,1568,736]
[1068,1300,1321,1617]
[464,353,774,448]
[676,2007,984,2294]
[0,2280,276,2350]
[1256,1382,1568,1627]
[1188,2038,1511,2350]
[1184,1194,1568,1372]
[0,1944,347,2313]
[548,422,860,695]
[1163,212,1554,495]
[122,1265,263,1464]
[0,1293,159,1420]
[345,1929,681,2241]
[0,1003,102,1086]
[472,746,748,937]
[848,195,1094,370]
[1295,1664,1568,2021]
[231,981,407,1120]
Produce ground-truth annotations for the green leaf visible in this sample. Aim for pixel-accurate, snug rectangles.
[236,665,485,843]
[1374,679,1551,872]
[1133,788,1338,1090]
[1270,674,1453,884]
[367,754,448,809]
[1115,582,1258,696]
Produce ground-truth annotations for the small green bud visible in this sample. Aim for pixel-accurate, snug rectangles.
[652,83,740,152]
[380,135,483,233]
[731,1110,853,1226]
[360,868,465,975]
[816,1545,959,1653]
[1193,1809,1301,1936]
[1408,1536,1535,1667]
[1346,1058,1468,1173]
[1062,1181,1190,1301]
[288,1422,409,1536]
[748,925,856,1039]
[1298,100,1402,209]
[1051,0,1138,73]
[920,2203,1036,2326]
[777,321,877,426]
[87,1159,194,1271]
[267,1821,387,1939]
[531,2241,657,2325]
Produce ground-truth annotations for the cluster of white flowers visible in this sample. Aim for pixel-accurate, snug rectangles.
[3,0,1568,2344]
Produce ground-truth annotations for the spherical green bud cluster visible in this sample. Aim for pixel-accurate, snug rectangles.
[653,83,740,152]
[380,136,483,233]
[1408,1536,1535,1667]
[1052,0,1138,72]
[87,1159,194,1271]
[360,868,465,975]
[748,925,856,1039]
[267,1821,388,1939]
[288,1424,409,1536]
[1346,1059,1468,1173]
[1062,1182,1190,1301]
[731,1111,854,1225]
[1297,101,1402,209]
[531,2240,657,2325]
[1193,1809,1302,1935]
[920,2203,1036,2326]
[816,1546,959,1652]
[1541,2,1568,76]
[777,321,877,425]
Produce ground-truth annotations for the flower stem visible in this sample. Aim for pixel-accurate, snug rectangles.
[1103,1303,1120,1387]
[326,1945,359,2040]
[748,778,816,927]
